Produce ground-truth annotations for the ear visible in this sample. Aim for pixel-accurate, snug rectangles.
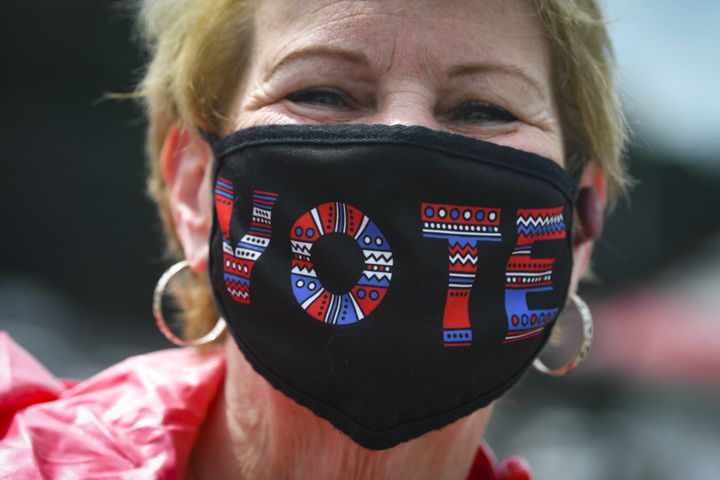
[160,125,214,273]
[569,161,607,294]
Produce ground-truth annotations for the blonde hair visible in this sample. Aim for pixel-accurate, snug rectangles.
[134,0,629,342]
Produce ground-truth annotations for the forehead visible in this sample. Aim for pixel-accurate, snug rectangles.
[252,0,551,82]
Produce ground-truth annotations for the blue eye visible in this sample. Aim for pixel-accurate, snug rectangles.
[286,87,352,109]
[451,101,517,124]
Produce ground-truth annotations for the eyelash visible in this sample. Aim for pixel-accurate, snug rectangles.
[285,87,517,124]
[286,87,353,109]
[449,101,517,124]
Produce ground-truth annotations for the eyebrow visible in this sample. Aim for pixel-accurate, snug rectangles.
[447,62,546,98]
[263,46,371,82]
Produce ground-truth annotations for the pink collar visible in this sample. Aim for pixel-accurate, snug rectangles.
[0,332,530,479]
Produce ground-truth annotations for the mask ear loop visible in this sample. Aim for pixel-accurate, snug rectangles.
[570,158,604,246]
[574,186,604,245]
[533,293,593,376]
[198,129,223,151]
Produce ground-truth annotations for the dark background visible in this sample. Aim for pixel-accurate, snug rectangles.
[0,3,170,370]
[2,2,155,314]
[1,2,719,479]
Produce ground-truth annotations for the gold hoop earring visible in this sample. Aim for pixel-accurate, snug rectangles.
[152,260,226,347]
[533,293,593,376]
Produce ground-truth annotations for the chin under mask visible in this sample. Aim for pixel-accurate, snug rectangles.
[206,124,577,450]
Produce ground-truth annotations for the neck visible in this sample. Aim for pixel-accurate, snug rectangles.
[188,339,492,480]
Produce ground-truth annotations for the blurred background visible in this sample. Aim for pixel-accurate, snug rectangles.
[1,1,718,479]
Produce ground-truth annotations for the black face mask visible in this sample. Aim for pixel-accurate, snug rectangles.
[206,124,577,450]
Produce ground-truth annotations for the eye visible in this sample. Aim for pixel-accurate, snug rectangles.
[286,87,353,109]
[450,101,517,124]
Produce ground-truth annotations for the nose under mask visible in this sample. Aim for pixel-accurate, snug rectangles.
[205,123,577,450]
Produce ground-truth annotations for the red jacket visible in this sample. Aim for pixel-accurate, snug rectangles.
[0,332,530,479]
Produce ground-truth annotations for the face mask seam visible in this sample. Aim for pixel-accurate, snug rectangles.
[213,138,577,204]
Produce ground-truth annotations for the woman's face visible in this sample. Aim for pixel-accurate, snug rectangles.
[229,0,564,167]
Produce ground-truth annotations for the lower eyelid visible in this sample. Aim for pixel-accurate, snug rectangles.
[448,122,520,139]
[280,101,364,123]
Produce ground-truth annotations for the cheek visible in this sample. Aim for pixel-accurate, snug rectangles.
[231,107,308,131]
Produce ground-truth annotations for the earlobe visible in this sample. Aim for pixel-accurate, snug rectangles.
[160,125,215,272]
